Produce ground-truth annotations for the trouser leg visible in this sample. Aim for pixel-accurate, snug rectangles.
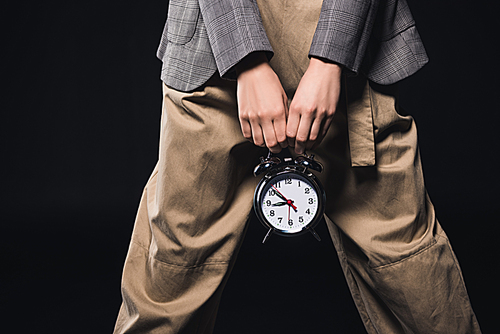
[313,76,481,333]
[113,77,264,334]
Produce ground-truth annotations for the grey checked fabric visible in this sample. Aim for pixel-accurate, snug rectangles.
[157,0,428,91]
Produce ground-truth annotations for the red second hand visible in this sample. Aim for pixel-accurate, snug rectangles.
[288,204,290,225]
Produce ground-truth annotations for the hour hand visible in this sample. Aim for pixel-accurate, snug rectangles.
[274,200,297,212]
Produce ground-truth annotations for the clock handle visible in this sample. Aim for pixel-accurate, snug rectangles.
[262,228,273,244]
[294,154,323,173]
[310,228,321,241]
[253,154,281,176]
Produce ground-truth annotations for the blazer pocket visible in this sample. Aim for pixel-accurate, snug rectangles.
[166,0,200,45]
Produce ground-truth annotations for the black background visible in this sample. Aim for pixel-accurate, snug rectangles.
[2,1,498,333]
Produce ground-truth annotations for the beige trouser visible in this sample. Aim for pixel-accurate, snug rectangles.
[114,0,481,333]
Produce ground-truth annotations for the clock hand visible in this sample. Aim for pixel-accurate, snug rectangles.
[288,204,290,225]
[272,201,298,212]
[271,185,298,211]
[271,185,287,201]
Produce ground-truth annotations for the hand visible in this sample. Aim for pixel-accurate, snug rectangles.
[236,53,288,153]
[286,57,342,154]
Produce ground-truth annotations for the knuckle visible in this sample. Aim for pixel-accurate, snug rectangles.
[315,108,326,117]
[238,107,249,118]
[326,108,336,117]
[272,107,286,118]
[247,112,259,122]
[321,108,334,119]
[267,140,278,149]
[296,135,308,144]
[288,104,301,115]
[256,110,267,119]
[254,139,264,147]
[276,133,287,143]
[269,147,282,154]
[266,135,278,146]
[259,107,283,120]
[302,105,316,116]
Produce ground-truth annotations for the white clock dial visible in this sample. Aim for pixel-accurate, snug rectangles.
[260,173,319,233]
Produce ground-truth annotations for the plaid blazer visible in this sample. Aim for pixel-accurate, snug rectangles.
[157,0,428,92]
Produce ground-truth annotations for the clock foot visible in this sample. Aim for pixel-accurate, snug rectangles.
[262,228,273,243]
[310,228,321,241]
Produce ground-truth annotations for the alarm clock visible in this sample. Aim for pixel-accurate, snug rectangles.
[253,152,326,243]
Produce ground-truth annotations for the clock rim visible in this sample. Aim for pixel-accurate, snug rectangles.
[253,167,326,237]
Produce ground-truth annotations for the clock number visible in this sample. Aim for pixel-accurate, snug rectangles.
[270,210,275,217]
[266,200,271,206]
[288,219,293,226]
[305,187,310,194]
[278,217,283,224]
[298,181,301,187]
[285,178,292,185]
[308,198,314,205]
[269,189,276,196]
[305,208,311,215]
[299,216,304,223]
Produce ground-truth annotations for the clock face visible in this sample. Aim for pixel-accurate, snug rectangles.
[258,172,320,234]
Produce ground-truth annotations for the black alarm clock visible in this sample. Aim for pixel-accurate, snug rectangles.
[253,152,326,243]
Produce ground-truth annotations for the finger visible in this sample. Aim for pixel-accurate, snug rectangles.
[309,117,323,143]
[310,112,337,150]
[261,120,281,153]
[239,118,253,142]
[306,116,326,150]
[284,96,290,119]
[295,113,313,154]
[278,96,289,148]
[321,116,334,138]
[249,119,265,147]
[273,115,288,149]
[286,111,300,148]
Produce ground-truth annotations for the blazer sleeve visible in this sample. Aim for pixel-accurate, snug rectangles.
[198,0,274,80]
[309,0,428,83]
[309,0,379,74]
